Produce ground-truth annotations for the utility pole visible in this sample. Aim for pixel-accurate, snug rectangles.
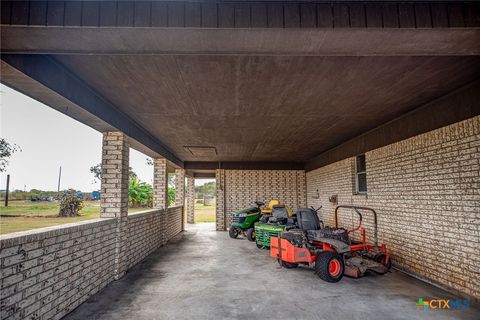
[5,174,10,207]
[57,166,62,193]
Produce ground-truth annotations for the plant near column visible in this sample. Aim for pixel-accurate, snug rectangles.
[58,195,84,217]
[128,176,153,208]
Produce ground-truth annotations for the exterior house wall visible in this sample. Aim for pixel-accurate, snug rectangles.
[216,169,306,230]
[306,116,480,298]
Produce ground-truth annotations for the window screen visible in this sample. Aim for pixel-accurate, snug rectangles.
[355,155,367,193]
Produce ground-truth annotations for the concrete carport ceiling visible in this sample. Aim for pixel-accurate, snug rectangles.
[53,54,480,162]
[1,0,479,170]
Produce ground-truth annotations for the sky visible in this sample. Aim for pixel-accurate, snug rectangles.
[0,84,166,192]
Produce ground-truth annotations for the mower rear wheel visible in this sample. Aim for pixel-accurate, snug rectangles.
[375,254,392,271]
[246,228,256,241]
[281,261,299,269]
[229,227,239,239]
[315,251,344,283]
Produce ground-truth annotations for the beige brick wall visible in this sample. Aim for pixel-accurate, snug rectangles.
[153,158,168,210]
[0,219,117,320]
[216,169,226,231]
[0,207,184,320]
[100,132,130,279]
[165,206,184,241]
[127,207,184,269]
[306,116,480,298]
[216,169,307,230]
[186,176,195,224]
[174,169,185,207]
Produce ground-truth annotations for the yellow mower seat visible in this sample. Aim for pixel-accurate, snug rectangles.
[261,199,280,214]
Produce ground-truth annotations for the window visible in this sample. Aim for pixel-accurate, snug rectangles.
[355,155,367,194]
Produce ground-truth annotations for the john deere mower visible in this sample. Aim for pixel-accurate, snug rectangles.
[270,205,391,283]
[254,204,296,249]
[229,200,279,241]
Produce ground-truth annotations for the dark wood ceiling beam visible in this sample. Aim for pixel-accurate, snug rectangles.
[0,54,183,167]
[1,28,479,56]
[185,162,305,170]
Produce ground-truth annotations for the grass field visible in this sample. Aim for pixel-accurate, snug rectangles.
[0,199,216,234]
[0,200,146,234]
[194,201,215,223]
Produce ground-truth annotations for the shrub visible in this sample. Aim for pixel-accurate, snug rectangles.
[129,176,153,207]
[59,195,84,217]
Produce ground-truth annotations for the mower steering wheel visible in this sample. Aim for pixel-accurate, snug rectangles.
[255,201,265,207]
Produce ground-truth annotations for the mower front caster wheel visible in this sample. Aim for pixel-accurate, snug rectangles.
[281,261,299,269]
[315,251,344,283]
[246,228,256,241]
[229,227,239,239]
[256,243,263,249]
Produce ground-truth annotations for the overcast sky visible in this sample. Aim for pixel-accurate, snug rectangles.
[0,84,158,192]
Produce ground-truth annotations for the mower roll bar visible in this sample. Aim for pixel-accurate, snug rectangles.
[334,205,378,248]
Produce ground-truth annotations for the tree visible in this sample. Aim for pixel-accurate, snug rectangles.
[90,163,137,183]
[89,163,102,182]
[196,181,215,198]
[0,138,21,172]
[128,176,153,207]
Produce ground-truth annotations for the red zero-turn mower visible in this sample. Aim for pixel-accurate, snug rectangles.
[270,205,391,282]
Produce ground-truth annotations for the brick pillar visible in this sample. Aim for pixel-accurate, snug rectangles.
[100,132,129,280]
[175,169,185,230]
[153,158,169,244]
[153,158,168,210]
[215,169,226,231]
[186,176,195,224]
[174,169,185,206]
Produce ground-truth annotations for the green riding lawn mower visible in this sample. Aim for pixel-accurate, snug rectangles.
[254,204,298,249]
[229,200,279,241]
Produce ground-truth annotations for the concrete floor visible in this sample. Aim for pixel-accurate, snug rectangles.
[65,223,479,320]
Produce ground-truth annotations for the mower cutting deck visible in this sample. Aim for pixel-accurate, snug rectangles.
[270,205,391,283]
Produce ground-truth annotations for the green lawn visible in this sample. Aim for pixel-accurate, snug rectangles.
[194,201,215,223]
[0,200,146,234]
[0,199,216,234]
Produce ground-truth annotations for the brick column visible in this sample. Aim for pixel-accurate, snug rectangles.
[174,169,185,206]
[153,158,168,244]
[153,158,168,209]
[100,132,129,280]
[186,176,195,224]
[175,169,186,230]
[215,169,226,231]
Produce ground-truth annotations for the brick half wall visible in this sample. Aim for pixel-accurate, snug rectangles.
[0,219,117,320]
[0,206,184,320]
[306,116,480,298]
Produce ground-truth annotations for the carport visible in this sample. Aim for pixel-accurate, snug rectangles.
[0,1,479,319]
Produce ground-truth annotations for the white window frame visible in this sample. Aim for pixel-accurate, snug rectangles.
[355,154,367,194]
